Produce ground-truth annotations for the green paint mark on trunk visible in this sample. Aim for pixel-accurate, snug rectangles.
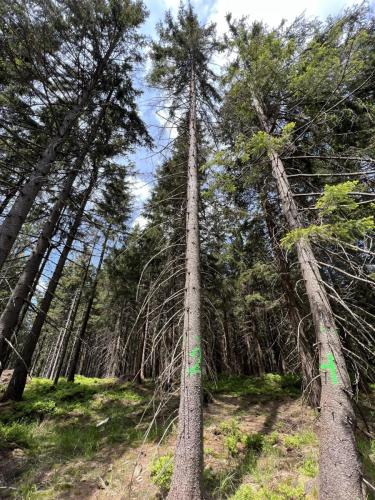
[187,336,202,376]
[321,353,337,385]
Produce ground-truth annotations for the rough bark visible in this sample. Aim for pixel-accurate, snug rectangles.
[262,195,320,407]
[168,72,203,500]
[0,168,77,369]
[253,96,363,499]
[66,230,109,382]
[1,177,94,401]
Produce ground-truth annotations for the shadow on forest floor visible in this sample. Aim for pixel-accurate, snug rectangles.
[0,375,374,499]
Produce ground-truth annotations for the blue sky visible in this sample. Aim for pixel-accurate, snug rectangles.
[130,0,372,227]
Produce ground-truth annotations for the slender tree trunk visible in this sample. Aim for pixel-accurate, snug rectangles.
[168,71,203,500]
[46,329,63,379]
[53,289,80,385]
[66,230,109,382]
[139,307,149,382]
[253,96,363,500]
[53,241,95,385]
[0,101,109,370]
[1,176,94,401]
[0,169,77,369]
[0,176,25,217]
[30,333,46,377]
[0,48,115,272]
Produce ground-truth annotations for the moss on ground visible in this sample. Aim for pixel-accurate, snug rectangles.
[206,373,302,398]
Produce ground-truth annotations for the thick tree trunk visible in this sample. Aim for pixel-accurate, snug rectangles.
[66,230,109,382]
[0,104,85,272]
[168,72,203,500]
[253,96,363,499]
[1,177,94,401]
[0,48,115,272]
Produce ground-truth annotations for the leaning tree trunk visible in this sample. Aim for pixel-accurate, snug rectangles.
[53,242,95,385]
[0,176,25,217]
[168,71,203,500]
[1,175,95,401]
[0,101,109,370]
[0,242,54,376]
[0,168,78,369]
[66,230,109,382]
[262,195,320,407]
[0,46,115,272]
[253,96,363,500]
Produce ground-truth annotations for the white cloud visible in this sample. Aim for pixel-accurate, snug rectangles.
[130,177,151,229]
[155,108,179,140]
[159,0,364,32]
[131,177,152,203]
[207,0,364,34]
[131,214,148,229]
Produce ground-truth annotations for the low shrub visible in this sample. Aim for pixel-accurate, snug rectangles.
[150,453,173,493]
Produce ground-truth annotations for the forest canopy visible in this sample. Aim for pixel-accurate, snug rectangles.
[0,1,374,499]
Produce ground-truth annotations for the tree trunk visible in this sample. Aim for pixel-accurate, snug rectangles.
[0,168,77,369]
[253,96,363,500]
[66,230,109,382]
[262,195,320,407]
[139,301,150,381]
[1,176,94,401]
[0,176,25,217]
[0,241,53,375]
[0,100,109,370]
[168,71,203,500]
[53,289,80,385]
[0,48,115,272]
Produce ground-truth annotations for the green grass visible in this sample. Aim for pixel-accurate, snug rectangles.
[0,375,153,497]
[206,374,302,398]
[1,374,373,500]
[283,430,317,449]
[230,481,305,500]
[357,436,375,492]
[298,456,318,477]
[150,453,174,493]
[0,421,36,449]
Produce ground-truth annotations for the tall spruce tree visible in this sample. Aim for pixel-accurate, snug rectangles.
[0,0,147,271]
[149,4,219,498]
[219,9,375,498]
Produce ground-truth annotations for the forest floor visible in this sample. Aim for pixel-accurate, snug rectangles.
[0,373,374,499]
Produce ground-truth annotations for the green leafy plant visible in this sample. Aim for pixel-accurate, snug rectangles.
[0,421,35,448]
[281,180,374,250]
[150,453,174,493]
[316,180,361,214]
[242,433,264,452]
[281,217,374,250]
[298,456,318,477]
